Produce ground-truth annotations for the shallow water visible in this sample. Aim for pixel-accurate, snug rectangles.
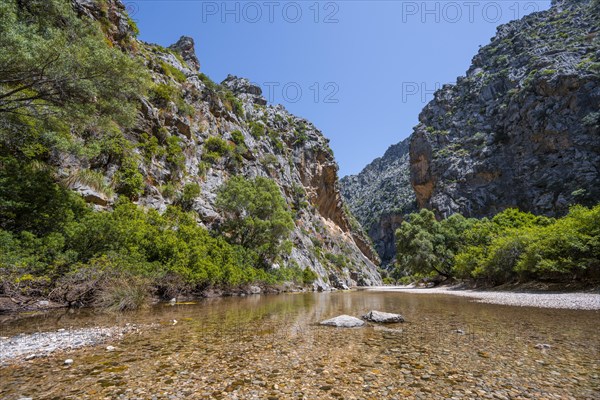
[1,291,599,399]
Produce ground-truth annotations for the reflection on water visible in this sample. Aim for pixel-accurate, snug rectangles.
[1,291,599,399]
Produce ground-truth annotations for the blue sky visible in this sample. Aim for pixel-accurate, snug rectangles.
[133,0,550,176]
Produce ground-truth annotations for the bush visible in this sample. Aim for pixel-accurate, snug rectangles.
[179,182,201,211]
[166,135,186,172]
[249,121,266,139]
[115,157,144,199]
[160,61,187,83]
[222,91,244,118]
[230,130,245,146]
[395,206,600,284]
[96,274,150,311]
[302,268,318,284]
[150,83,178,106]
[202,136,233,164]
[216,176,294,266]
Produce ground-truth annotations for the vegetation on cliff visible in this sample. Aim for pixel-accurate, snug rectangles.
[0,0,379,309]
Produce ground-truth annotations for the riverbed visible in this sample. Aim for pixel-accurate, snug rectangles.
[1,290,599,399]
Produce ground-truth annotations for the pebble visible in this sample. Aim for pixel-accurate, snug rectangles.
[373,287,600,310]
[64,359,73,365]
[0,324,148,363]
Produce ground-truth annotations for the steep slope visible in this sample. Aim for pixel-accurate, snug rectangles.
[5,0,381,290]
[340,139,416,266]
[410,0,600,218]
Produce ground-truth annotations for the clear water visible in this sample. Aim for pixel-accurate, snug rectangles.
[1,291,598,399]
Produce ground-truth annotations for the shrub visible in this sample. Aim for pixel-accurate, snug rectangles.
[179,183,201,211]
[96,274,150,311]
[150,83,178,105]
[302,268,318,285]
[202,136,233,164]
[160,61,187,83]
[222,91,244,118]
[249,121,266,139]
[115,157,144,199]
[166,136,186,172]
[230,130,245,146]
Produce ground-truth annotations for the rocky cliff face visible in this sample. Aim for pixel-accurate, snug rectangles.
[64,0,381,288]
[410,0,600,218]
[340,139,416,266]
[342,0,599,265]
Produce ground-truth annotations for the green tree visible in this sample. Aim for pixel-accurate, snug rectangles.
[0,0,147,120]
[394,209,475,278]
[216,176,294,266]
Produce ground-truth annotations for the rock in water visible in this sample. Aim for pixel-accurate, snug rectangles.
[320,315,365,328]
[362,310,405,323]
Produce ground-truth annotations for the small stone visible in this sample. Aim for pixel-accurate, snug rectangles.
[64,359,73,365]
[534,343,552,350]
[106,346,116,351]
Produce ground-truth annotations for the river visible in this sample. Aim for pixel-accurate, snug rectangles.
[1,290,599,399]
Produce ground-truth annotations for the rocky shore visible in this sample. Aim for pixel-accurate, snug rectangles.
[0,324,147,365]
[369,286,600,310]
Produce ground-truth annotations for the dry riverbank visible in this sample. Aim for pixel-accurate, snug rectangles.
[364,286,600,310]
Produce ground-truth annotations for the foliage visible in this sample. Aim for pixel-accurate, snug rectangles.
[0,0,148,136]
[160,61,187,83]
[221,91,244,118]
[166,135,186,173]
[395,206,600,284]
[216,176,294,266]
[395,209,476,278]
[302,268,318,284]
[115,157,144,199]
[0,156,86,235]
[249,121,266,139]
[0,194,303,307]
[150,83,178,106]
[230,130,245,146]
[178,182,201,211]
[202,136,233,164]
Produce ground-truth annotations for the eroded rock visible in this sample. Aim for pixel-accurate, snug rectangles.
[362,310,405,323]
[320,315,365,328]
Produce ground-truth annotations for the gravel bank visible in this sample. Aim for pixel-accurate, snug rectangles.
[0,324,144,365]
[367,286,600,310]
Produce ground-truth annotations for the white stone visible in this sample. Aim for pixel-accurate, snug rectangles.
[320,315,365,328]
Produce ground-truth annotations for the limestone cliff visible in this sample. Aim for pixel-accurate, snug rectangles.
[410,0,600,218]
[64,0,381,288]
[342,0,599,266]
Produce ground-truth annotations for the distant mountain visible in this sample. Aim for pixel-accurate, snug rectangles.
[340,139,416,266]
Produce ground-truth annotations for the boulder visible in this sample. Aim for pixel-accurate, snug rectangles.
[362,310,405,323]
[320,315,365,328]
